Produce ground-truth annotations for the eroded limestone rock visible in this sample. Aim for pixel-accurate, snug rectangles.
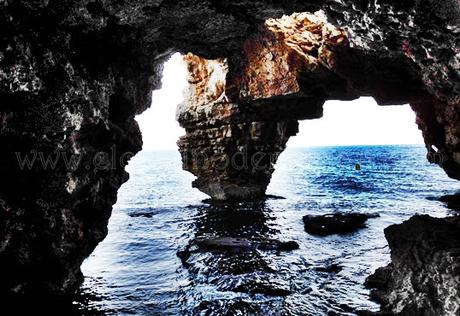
[365,215,460,315]
[177,53,300,200]
[177,8,460,201]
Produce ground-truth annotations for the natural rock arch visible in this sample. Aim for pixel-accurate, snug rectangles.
[0,1,459,314]
[177,11,459,200]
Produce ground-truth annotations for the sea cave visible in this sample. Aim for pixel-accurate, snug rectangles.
[0,1,459,315]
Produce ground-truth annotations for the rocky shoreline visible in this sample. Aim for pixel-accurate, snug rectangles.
[365,215,460,315]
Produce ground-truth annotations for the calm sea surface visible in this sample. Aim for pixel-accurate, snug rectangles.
[77,145,459,315]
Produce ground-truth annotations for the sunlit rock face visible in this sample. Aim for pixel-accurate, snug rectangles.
[239,11,349,100]
[0,1,459,310]
[177,54,299,200]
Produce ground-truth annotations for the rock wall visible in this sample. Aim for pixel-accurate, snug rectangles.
[365,215,460,315]
[0,1,459,311]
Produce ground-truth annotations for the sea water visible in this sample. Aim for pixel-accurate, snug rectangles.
[77,145,459,315]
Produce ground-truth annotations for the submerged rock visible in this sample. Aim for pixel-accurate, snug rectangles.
[180,236,298,253]
[303,213,379,236]
[314,263,343,274]
[177,237,298,267]
[196,299,262,316]
[366,215,460,315]
[232,279,292,296]
[193,237,299,252]
[439,193,460,212]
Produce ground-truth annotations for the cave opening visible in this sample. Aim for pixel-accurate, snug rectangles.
[136,53,188,152]
[78,51,459,315]
[288,97,424,148]
[80,10,460,311]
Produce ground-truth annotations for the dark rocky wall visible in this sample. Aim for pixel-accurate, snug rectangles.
[0,3,459,315]
[365,215,460,315]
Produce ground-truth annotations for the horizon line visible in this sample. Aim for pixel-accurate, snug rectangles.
[140,143,425,153]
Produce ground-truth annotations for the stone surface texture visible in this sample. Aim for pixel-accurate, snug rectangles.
[302,212,378,236]
[365,215,460,315]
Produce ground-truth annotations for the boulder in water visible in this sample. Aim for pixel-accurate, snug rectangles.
[303,213,379,236]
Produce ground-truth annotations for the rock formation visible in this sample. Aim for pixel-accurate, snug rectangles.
[365,215,460,315]
[439,193,460,212]
[0,2,459,314]
[176,54,300,200]
[302,212,379,236]
[177,9,460,200]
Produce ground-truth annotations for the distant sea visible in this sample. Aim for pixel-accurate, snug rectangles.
[77,145,459,315]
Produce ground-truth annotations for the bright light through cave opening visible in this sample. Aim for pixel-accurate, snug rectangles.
[289,98,424,148]
[138,53,423,152]
[136,53,188,152]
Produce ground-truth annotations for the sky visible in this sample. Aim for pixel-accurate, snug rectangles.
[136,53,188,151]
[136,53,424,151]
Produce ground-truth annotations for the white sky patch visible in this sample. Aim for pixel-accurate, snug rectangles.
[289,98,424,147]
[138,55,424,152]
[136,53,188,151]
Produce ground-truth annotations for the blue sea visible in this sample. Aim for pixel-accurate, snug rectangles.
[78,145,459,315]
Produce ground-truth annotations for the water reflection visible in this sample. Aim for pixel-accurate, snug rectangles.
[179,201,298,315]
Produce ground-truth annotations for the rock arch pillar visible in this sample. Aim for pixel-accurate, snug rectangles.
[177,54,301,200]
[176,11,354,200]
